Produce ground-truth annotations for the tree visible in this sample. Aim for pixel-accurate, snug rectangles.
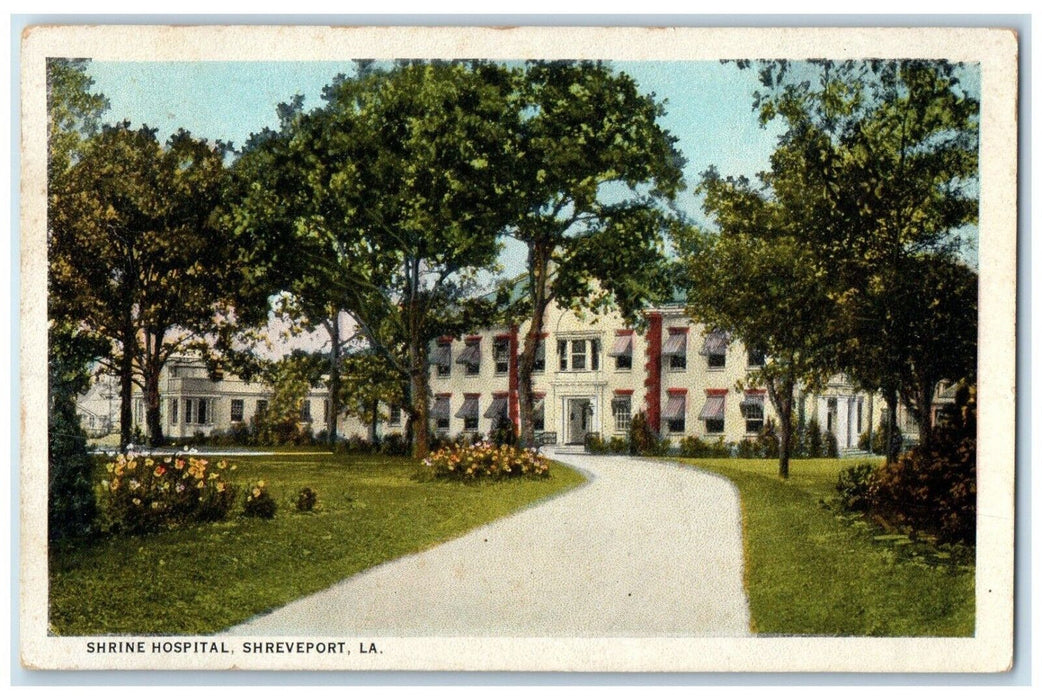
[231,61,520,458]
[253,351,325,445]
[505,61,686,448]
[49,122,233,447]
[47,59,109,538]
[339,351,407,443]
[674,173,836,478]
[744,59,979,455]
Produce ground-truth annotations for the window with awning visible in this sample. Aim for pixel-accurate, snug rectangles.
[740,393,765,434]
[699,394,726,434]
[431,342,452,376]
[484,396,508,420]
[700,331,729,369]
[456,340,481,375]
[663,392,687,432]
[456,394,480,430]
[609,334,633,370]
[432,395,451,430]
[663,330,688,370]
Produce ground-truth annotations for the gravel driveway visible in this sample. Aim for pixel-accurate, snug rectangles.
[225,450,751,637]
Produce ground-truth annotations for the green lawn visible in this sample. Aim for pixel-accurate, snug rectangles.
[677,458,975,637]
[49,451,585,635]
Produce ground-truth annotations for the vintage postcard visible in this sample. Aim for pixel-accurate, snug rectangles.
[19,25,1018,673]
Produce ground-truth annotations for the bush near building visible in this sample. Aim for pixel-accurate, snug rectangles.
[839,386,976,545]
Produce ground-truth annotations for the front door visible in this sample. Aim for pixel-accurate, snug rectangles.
[567,398,592,444]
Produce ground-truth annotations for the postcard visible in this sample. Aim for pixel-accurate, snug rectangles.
[19,24,1017,672]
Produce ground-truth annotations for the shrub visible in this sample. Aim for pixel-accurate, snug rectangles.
[585,433,609,454]
[628,411,658,456]
[608,436,628,454]
[295,487,318,512]
[99,453,237,534]
[859,420,904,459]
[49,394,97,541]
[863,386,977,545]
[836,462,876,512]
[490,416,518,448]
[380,432,409,456]
[243,480,277,519]
[424,442,550,481]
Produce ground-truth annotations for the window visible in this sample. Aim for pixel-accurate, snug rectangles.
[323,400,330,422]
[533,339,546,373]
[433,395,451,432]
[300,400,312,422]
[612,395,632,433]
[256,399,268,417]
[826,397,837,434]
[433,341,452,377]
[456,395,480,431]
[701,331,729,369]
[184,397,211,425]
[533,396,545,432]
[559,338,600,372]
[856,398,864,434]
[609,332,634,371]
[457,339,481,376]
[663,392,686,433]
[699,393,726,435]
[493,337,510,374]
[388,405,402,426]
[747,347,766,368]
[664,330,687,371]
[230,399,244,423]
[740,394,764,434]
[484,395,510,430]
[169,398,178,425]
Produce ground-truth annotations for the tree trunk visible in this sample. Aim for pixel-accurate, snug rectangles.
[144,362,163,447]
[409,338,430,459]
[326,314,342,445]
[143,330,165,447]
[766,374,794,479]
[518,244,550,449]
[119,323,135,450]
[903,372,936,450]
[883,387,899,465]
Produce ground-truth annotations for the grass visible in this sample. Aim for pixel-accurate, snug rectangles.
[677,457,975,637]
[49,451,585,635]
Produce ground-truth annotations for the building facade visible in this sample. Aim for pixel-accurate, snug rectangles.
[85,301,900,452]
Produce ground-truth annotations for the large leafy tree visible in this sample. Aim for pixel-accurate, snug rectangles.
[675,171,837,478]
[506,61,686,447]
[50,122,233,447]
[231,61,520,457]
[748,59,979,451]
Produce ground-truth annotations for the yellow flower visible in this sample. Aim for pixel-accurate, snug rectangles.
[252,487,261,498]
[257,480,266,488]
[196,481,205,489]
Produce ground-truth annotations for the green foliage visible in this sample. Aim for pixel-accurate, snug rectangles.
[49,119,236,447]
[98,454,238,535]
[627,411,660,456]
[835,463,876,512]
[243,480,277,519]
[423,443,551,481]
[252,353,321,446]
[295,487,318,513]
[677,436,732,459]
[48,324,106,541]
[490,416,518,448]
[865,387,977,545]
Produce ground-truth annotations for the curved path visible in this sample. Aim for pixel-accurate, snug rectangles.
[225,450,751,637]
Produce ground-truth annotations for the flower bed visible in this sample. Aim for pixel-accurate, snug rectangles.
[424,442,550,481]
[99,452,238,534]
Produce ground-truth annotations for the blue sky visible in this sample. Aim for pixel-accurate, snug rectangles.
[87,59,979,275]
